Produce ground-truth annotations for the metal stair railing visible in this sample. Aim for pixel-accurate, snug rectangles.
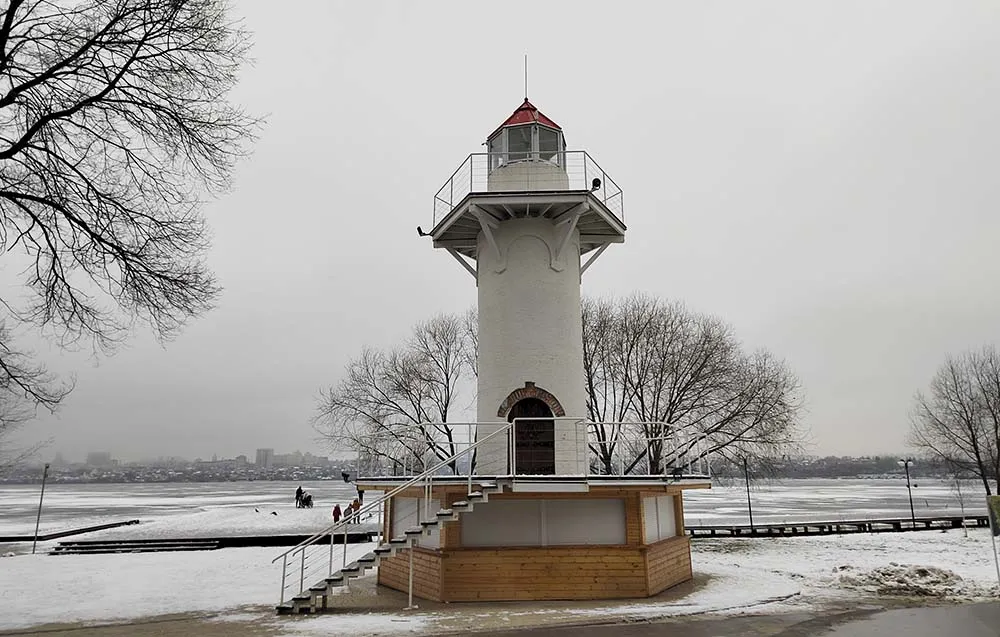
[271,420,514,607]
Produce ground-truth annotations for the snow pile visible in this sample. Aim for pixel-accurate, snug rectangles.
[834,562,991,599]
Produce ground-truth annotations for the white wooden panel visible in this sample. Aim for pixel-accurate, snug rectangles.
[461,500,542,547]
[391,497,441,548]
[656,495,676,538]
[642,495,658,543]
[418,498,441,549]
[545,498,625,545]
[392,497,419,538]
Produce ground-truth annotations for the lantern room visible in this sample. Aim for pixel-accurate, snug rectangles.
[486,98,566,171]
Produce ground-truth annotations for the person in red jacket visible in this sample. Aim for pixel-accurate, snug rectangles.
[332,503,342,523]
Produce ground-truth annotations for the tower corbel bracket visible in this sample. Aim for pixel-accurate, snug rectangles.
[471,205,505,274]
[446,248,477,281]
[552,202,589,271]
[580,242,610,278]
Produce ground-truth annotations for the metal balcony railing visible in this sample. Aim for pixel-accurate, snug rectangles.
[432,151,624,227]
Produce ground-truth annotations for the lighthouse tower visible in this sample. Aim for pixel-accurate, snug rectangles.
[344,97,708,607]
[429,98,626,475]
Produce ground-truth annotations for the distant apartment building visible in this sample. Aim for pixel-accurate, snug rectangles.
[271,451,332,468]
[255,448,274,469]
[85,451,116,467]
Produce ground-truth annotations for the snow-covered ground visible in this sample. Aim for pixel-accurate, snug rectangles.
[2,478,989,538]
[86,503,380,540]
[1,528,996,635]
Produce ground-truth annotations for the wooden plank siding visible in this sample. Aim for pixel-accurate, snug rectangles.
[372,485,698,602]
[441,546,649,601]
[377,548,444,601]
[644,536,692,595]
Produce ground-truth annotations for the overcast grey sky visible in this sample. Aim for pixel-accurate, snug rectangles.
[14,1,1000,461]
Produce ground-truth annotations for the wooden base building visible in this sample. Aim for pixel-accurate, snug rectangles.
[357,476,709,602]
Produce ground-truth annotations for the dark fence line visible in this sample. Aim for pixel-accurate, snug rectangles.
[686,515,991,538]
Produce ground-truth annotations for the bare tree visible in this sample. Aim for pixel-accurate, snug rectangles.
[582,294,803,475]
[461,307,478,379]
[582,296,630,473]
[0,1,257,411]
[0,322,70,473]
[315,314,474,474]
[911,345,1000,495]
[319,297,802,478]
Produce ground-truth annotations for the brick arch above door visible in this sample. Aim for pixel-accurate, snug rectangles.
[497,382,566,418]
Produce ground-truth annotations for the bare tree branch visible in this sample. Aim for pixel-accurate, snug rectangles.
[0,0,258,461]
[910,345,1000,495]
[314,314,475,474]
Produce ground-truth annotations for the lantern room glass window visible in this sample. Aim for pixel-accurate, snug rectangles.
[486,124,565,172]
[538,127,560,163]
[489,135,504,170]
[507,125,532,162]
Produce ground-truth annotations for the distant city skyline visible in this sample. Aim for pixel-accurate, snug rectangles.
[41,446,931,467]
[45,447,348,466]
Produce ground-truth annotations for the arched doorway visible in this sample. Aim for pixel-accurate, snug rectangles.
[507,397,555,475]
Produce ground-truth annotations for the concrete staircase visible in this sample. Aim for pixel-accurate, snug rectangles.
[276,481,501,615]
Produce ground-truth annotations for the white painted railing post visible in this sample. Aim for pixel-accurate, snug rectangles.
[407,543,416,610]
[512,418,517,477]
[424,472,431,520]
[328,529,334,576]
[280,555,287,604]
[299,549,305,594]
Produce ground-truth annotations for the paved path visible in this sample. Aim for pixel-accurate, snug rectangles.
[3,602,997,636]
[472,602,1000,637]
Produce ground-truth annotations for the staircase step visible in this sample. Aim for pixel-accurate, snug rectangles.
[275,479,503,617]
[326,574,346,587]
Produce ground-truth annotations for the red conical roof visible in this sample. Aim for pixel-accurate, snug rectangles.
[488,98,561,139]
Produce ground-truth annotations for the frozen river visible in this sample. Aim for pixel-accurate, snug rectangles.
[0,477,990,538]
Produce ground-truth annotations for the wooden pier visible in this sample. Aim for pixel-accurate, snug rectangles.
[685,514,991,538]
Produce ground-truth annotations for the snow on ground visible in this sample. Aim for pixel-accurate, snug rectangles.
[0,529,996,634]
[0,543,377,631]
[86,503,380,540]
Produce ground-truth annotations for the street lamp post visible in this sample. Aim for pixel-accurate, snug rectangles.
[31,463,51,554]
[898,458,916,528]
[743,456,755,533]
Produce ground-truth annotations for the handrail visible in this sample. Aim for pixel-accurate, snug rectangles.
[431,150,625,226]
[270,420,514,565]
